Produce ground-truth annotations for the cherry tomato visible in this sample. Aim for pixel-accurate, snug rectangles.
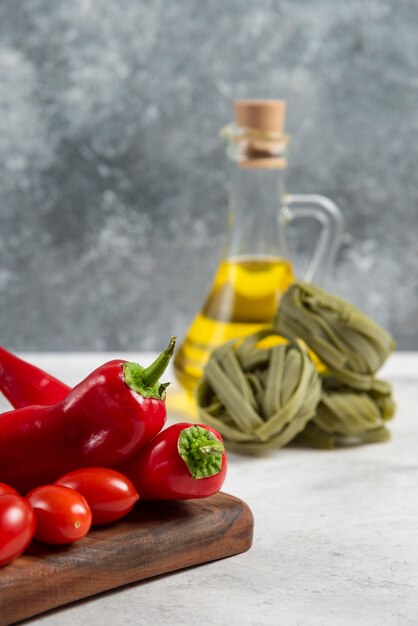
[56,468,139,525]
[0,482,19,497]
[27,485,92,545]
[0,494,36,567]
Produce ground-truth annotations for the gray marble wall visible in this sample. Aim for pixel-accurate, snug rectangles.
[0,0,417,351]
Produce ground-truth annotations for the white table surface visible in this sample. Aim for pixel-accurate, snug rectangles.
[3,352,418,626]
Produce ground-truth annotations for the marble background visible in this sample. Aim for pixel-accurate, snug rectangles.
[0,0,417,351]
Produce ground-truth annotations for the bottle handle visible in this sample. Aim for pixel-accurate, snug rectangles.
[279,194,344,285]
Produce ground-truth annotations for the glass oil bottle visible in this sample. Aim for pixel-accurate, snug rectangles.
[174,100,343,396]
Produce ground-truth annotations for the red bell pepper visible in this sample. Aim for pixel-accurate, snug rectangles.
[0,338,175,494]
[120,422,227,500]
[0,347,70,408]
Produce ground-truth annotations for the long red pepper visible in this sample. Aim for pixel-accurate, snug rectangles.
[120,422,227,500]
[0,338,176,494]
[0,347,70,408]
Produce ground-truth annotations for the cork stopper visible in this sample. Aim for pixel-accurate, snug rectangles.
[234,100,286,134]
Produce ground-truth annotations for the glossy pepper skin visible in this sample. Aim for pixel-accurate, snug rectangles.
[120,422,227,500]
[0,346,70,408]
[0,338,175,494]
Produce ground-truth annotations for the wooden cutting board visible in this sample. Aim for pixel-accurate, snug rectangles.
[0,492,253,626]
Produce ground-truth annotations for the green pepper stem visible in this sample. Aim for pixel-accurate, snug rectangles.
[123,336,176,400]
[178,425,224,479]
[141,337,176,387]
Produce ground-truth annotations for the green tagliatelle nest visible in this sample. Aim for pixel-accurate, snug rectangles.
[196,329,322,454]
[295,377,395,448]
[276,282,395,389]
[196,280,396,454]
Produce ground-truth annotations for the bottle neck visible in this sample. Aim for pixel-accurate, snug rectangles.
[224,162,287,261]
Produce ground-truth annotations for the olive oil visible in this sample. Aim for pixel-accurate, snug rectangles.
[173,256,295,393]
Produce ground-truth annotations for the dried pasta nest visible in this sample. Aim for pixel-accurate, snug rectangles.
[196,329,322,454]
[197,282,396,454]
[295,377,395,449]
[276,282,395,389]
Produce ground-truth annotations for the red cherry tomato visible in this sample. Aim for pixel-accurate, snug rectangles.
[0,494,36,567]
[0,482,19,497]
[56,468,139,525]
[27,485,92,545]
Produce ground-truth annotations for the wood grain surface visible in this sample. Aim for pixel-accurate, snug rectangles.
[0,492,253,626]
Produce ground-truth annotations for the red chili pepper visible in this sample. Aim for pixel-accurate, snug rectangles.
[0,346,70,408]
[120,422,227,500]
[0,338,176,494]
